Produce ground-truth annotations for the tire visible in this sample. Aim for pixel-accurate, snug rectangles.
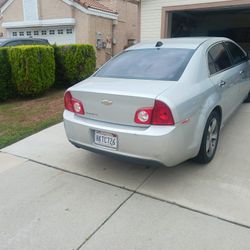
[194,111,220,164]
[244,92,250,103]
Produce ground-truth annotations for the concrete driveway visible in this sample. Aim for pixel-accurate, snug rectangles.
[1,103,250,250]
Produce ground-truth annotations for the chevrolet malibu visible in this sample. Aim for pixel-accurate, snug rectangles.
[64,37,250,167]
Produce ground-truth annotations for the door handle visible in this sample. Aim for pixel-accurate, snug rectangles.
[240,70,245,75]
[219,80,226,87]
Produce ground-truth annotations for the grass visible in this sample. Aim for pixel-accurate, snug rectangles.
[0,89,65,149]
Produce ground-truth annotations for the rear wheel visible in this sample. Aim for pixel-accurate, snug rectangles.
[194,111,220,164]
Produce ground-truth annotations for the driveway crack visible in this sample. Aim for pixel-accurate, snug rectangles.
[75,167,159,250]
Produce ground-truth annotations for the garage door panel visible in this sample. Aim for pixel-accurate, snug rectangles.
[8,26,75,45]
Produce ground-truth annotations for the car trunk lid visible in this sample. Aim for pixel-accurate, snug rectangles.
[70,77,174,126]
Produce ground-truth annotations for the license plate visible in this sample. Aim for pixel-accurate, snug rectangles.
[94,131,118,149]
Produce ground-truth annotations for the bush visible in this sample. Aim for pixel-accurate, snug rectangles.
[0,48,13,101]
[8,45,55,97]
[54,44,96,87]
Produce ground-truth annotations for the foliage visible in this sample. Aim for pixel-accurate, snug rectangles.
[8,45,55,97]
[0,48,13,101]
[54,44,96,87]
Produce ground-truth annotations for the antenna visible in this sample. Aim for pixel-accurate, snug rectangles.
[155,41,163,47]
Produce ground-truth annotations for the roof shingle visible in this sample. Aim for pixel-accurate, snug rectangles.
[0,0,7,8]
[74,0,116,14]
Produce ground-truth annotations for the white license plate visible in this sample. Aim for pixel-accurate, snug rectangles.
[94,131,118,149]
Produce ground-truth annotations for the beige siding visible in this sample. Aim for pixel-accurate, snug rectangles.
[88,15,113,67]
[73,7,89,44]
[0,0,24,37]
[113,1,138,54]
[98,0,138,54]
[140,0,230,41]
[39,0,72,19]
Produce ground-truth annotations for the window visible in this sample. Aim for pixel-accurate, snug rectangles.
[12,32,17,37]
[95,48,195,81]
[19,32,24,37]
[66,29,73,34]
[26,31,32,36]
[22,40,34,45]
[224,42,246,65]
[5,41,22,46]
[34,31,39,36]
[41,30,47,35]
[58,29,63,35]
[208,43,232,74]
[49,30,55,35]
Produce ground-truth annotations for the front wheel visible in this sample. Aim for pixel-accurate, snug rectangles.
[194,111,220,164]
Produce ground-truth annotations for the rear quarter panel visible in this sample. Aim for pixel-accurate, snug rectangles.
[158,44,220,156]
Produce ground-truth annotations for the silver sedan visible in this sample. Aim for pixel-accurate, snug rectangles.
[64,37,250,167]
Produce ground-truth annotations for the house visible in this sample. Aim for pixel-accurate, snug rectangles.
[0,0,139,66]
[139,0,250,50]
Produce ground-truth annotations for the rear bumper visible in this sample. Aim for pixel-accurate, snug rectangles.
[63,110,194,167]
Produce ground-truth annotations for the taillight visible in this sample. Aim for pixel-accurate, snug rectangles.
[134,108,153,124]
[134,100,174,125]
[152,100,174,125]
[64,91,85,115]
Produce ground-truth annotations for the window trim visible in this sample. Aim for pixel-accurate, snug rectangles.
[66,28,73,34]
[49,30,55,35]
[41,30,47,35]
[207,41,238,77]
[58,29,64,35]
[223,41,247,67]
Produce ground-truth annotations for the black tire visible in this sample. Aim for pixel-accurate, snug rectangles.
[244,92,250,103]
[194,111,220,164]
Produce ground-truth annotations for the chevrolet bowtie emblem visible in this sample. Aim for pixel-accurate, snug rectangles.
[101,99,113,105]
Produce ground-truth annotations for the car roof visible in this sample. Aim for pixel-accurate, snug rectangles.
[0,38,49,45]
[127,37,231,50]
[0,39,8,43]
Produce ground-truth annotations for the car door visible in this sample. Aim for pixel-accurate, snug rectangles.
[224,41,250,103]
[208,42,238,123]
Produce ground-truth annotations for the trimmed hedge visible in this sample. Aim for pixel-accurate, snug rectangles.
[0,48,13,101]
[8,45,55,97]
[55,44,96,87]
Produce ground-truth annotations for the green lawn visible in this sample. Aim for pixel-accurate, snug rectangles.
[0,89,65,149]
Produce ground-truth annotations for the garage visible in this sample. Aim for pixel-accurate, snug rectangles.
[2,18,76,45]
[162,1,250,51]
[6,26,75,45]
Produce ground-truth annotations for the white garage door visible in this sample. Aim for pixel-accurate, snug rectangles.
[8,26,75,45]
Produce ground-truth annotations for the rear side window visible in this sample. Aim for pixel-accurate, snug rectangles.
[21,40,34,45]
[95,48,195,81]
[208,43,232,74]
[4,41,22,46]
[31,40,48,45]
[224,42,246,65]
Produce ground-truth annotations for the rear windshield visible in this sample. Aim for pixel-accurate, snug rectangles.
[95,48,195,81]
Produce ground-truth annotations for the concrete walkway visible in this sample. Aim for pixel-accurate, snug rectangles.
[1,103,250,250]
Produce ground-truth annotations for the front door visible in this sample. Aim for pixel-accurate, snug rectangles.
[208,42,238,123]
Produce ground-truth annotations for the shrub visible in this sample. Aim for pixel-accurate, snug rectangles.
[54,44,96,87]
[0,48,13,101]
[8,45,55,97]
